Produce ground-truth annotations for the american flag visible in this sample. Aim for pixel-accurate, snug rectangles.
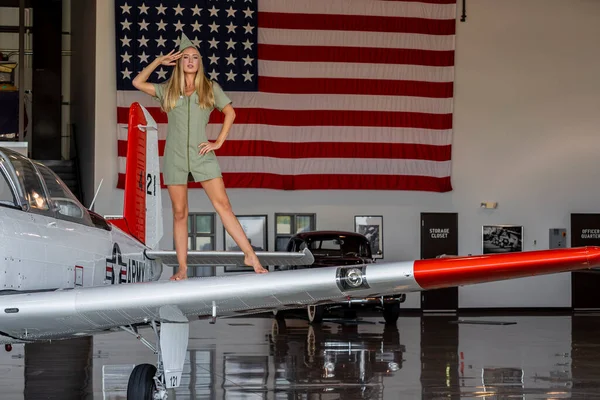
[114,0,456,191]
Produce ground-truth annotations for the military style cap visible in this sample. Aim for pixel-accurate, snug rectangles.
[178,33,196,51]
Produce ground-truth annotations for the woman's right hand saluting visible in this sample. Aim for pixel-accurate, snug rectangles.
[158,50,183,66]
[133,49,182,97]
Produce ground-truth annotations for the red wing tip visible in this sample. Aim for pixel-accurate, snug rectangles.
[413,246,600,290]
[437,246,600,259]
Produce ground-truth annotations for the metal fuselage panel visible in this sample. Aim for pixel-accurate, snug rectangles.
[0,209,7,290]
[0,206,75,291]
[0,206,161,292]
[103,225,163,286]
[0,261,420,341]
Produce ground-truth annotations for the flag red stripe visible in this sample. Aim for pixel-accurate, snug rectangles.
[257,77,454,98]
[117,173,451,191]
[258,12,455,35]
[117,108,452,129]
[118,140,452,161]
[258,44,454,67]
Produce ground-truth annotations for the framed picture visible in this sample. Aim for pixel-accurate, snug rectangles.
[223,215,268,272]
[354,215,383,259]
[482,225,523,254]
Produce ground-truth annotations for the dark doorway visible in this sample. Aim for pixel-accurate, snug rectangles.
[420,212,459,312]
[31,0,63,159]
[571,213,600,310]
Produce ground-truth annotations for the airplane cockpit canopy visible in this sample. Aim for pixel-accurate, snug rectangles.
[0,146,101,229]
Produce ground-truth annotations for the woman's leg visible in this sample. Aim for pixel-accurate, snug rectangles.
[200,177,267,274]
[168,184,189,280]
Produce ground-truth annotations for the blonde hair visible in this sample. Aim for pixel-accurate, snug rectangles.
[160,48,215,113]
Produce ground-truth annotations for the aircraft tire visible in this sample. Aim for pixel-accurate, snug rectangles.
[127,363,157,400]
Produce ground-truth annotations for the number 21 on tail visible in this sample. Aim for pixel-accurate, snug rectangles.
[138,170,157,196]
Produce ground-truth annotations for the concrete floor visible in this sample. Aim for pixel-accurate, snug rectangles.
[0,310,598,399]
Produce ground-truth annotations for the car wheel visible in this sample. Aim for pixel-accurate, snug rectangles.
[272,309,286,320]
[307,304,324,324]
[382,302,400,325]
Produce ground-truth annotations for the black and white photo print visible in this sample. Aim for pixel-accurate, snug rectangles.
[482,225,523,254]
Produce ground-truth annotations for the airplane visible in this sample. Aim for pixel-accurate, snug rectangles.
[1,102,600,400]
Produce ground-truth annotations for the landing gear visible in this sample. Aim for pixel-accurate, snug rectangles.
[121,306,190,400]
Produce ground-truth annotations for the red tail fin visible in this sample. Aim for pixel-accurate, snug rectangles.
[110,102,163,249]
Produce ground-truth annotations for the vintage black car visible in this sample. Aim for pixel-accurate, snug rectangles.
[275,230,406,324]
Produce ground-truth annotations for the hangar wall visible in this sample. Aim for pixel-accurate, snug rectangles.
[91,0,600,309]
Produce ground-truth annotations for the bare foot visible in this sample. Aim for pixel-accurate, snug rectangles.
[245,252,268,274]
[170,267,188,281]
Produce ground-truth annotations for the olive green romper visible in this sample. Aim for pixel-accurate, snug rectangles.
[152,81,232,185]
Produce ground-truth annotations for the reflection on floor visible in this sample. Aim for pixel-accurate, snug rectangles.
[1,311,598,399]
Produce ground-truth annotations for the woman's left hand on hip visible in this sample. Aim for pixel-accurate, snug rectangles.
[198,141,221,155]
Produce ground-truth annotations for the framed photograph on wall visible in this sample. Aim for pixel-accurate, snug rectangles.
[224,215,268,272]
[482,225,523,254]
[354,215,383,259]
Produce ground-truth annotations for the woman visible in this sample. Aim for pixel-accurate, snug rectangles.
[132,33,267,280]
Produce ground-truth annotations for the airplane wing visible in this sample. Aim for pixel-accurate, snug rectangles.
[0,259,361,343]
[144,248,314,266]
[1,246,600,343]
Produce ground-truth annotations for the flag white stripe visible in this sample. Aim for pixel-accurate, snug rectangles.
[117,123,453,145]
[259,0,457,20]
[118,157,451,177]
[259,27,456,52]
[117,91,453,114]
[259,60,454,82]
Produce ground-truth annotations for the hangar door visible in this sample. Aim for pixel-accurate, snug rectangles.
[420,213,459,312]
[571,213,600,310]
